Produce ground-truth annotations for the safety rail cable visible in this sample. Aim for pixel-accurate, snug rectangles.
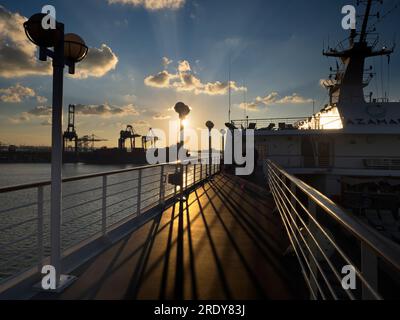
[267,159,400,300]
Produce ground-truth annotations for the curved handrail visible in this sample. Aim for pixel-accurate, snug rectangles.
[267,159,400,272]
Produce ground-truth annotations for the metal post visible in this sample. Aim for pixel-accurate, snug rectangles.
[193,164,197,184]
[308,199,319,300]
[361,243,378,300]
[50,28,65,286]
[209,132,212,178]
[37,186,44,271]
[179,119,185,201]
[102,176,107,236]
[290,182,297,223]
[221,134,225,170]
[159,165,165,206]
[137,169,142,215]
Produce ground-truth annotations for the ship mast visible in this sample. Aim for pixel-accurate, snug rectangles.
[360,0,373,43]
[322,0,394,106]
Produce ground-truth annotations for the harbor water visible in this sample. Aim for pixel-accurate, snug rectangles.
[0,163,173,282]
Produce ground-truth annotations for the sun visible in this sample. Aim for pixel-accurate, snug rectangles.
[182,119,190,127]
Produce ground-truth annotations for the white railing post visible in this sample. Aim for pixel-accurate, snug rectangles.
[102,176,107,236]
[137,169,142,216]
[159,166,165,206]
[308,198,319,300]
[361,243,378,300]
[37,186,44,271]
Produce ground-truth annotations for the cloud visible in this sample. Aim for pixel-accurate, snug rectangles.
[162,57,173,68]
[177,60,191,73]
[145,59,247,96]
[107,0,186,10]
[36,95,48,104]
[8,106,51,124]
[153,113,171,120]
[26,106,52,117]
[75,103,139,117]
[239,102,261,112]
[0,6,118,79]
[40,119,52,126]
[132,120,150,127]
[144,70,176,88]
[72,44,119,79]
[239,92,313,112]
[9,103,140,125]
[9,112,30,124]
[0,5,52,78]
[276,93,313,105]
[0,84,35,103]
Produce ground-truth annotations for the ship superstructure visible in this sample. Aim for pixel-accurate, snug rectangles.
[229,0,400,242]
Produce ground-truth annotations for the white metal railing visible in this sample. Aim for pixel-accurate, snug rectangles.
[0,158,221,289]
[267,159,400,300]
[231,116,344,131]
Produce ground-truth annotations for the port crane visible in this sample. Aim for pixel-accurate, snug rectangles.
[63,105,79,153]
[78,134,108,152]
[118,125,142,152]
[142,128,159,150]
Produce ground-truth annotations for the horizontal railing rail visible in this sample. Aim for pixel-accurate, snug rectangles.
[266,159,400,300]
[262,154,400,171]
[0,157,221,290]
[232,116,344,130]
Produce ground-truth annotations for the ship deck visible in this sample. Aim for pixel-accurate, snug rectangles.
[33,173,305,300]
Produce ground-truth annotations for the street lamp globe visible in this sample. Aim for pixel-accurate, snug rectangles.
[174,102,190,120]
[23,13,62,48]
[220,129,226,135]
[206,121,215,131]
[64,33,88,63]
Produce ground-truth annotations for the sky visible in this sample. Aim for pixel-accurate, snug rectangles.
[0,0,400,149]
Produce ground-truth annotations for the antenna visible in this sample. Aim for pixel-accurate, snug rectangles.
[228,55,231,123]
[243,79,247,118]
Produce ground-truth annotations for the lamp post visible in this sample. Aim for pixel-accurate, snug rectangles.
[206,121,215,179]
[174,102,190,201]
[24,13,88,291]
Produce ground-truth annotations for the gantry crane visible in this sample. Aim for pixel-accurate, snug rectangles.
[142,128,159,150]
[78,134,108,152]
[63,105,78,153]
[118,125,142,152]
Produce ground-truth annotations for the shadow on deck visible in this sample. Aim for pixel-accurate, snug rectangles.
[34,173,306,300]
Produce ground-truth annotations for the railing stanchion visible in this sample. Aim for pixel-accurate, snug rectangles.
[361,243,378,300]
[37,186,44,271]
[137,169,142,216]
[308,198,319,300]
[102,176,107,236]
[159,166,165,206]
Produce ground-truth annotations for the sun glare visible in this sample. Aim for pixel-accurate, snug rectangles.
[182,119,190,127]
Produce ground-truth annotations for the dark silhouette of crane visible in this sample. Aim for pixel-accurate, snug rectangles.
[78,134,108,152]
[63,105,78,153]
[142,128,159,150]
[118,125,141,152]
